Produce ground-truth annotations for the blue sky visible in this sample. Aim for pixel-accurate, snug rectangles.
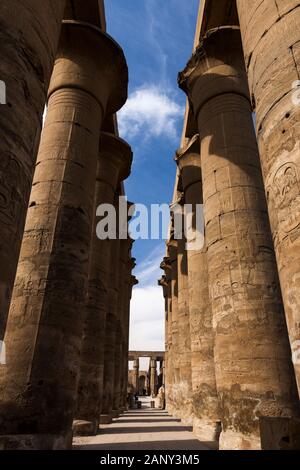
[105,0,200,366]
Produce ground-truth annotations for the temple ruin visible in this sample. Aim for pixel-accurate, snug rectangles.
[0,0,300,451]
[160,0,300,450]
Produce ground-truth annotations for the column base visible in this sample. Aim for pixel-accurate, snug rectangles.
[72,419,99,436]
[0,432,72,450]
[219,429,261,450]
[112,409,119,419]
[193,418,221,450]
[259,417,300,450]
[100,414,113,424]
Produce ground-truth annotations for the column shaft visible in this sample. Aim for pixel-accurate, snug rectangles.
[236,0,300,396]
[166,242,179,415]
[113,238,130,414]
[0,0,66,339]
[74,134,132,435]
[177,235,193,422]
[133,359,139,395]
[179,26,299,450]
[0,21,128,449]
[176,135,220,445]
[101,199,120,424]
[160,260,172,411]
[150,359,157,397]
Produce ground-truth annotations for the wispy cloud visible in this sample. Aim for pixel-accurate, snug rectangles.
[118,84,183,141]
[134,243,166,287]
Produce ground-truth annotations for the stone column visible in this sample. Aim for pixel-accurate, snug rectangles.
[0,0,66,339]
[165,241,179,415]
[179,26,300,450]
[100,192,121,424]
[118,237,134,412]
[133,359,139,395]
[162,361,166,387]
[0,21,128,450]
[236,0,300,396]
[113,231,133,415]
[73,134,132,436]
[176,134,220,445]
[177,229,193,423]
[113,242,126,416]
[150,359,157,397]
[160,259,172,410]
[121,262,137,409]
[158,276,169,390]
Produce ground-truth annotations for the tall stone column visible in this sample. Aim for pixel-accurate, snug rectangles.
[166,241,179,415]
[73,133,132,436]
[150,359,157,397]
[0,0,66,339]
[113,232,133,415]
[100,192,121,424]
[176,134,220,445]
[162,361,165,387]
[121,261,137,409]
[158,276,169,390]
[113,242,126,416]
[179,26,300,450]
[133,359,139,395]
[236,0,300,396]
[118,237,134,412]
[177,230,193,423]
[160,259,172,410]
[0,21,128,450]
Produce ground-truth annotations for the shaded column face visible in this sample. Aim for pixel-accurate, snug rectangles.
[121,255,136,408]
[236,0,300,396]
[165,242,179,413]
[74,134,132,436]
[133,359,140,394]
[175,226,193,421]
[150,359,157,396]
[176,135,220,442]
[101,196,120,421]
[0,0,66,339]
[179,26,300,450]
[158,274,169,393]
[0,21,128,449]
[116,237,134,411]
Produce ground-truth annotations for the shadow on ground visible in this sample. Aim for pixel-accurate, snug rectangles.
[74,440,212,451]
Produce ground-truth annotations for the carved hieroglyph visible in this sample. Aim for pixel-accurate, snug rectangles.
[176,135,220,444]
[236,0,300,396]
[179,26,300,450]
[73,134,132,436]
[0,20,128,449]
[0,0,66,340]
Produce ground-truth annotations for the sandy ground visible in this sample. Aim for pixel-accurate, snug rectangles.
[73,397,210,450]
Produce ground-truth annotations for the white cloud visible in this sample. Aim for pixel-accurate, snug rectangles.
[134,243,166,287]
[118,84,183,141]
